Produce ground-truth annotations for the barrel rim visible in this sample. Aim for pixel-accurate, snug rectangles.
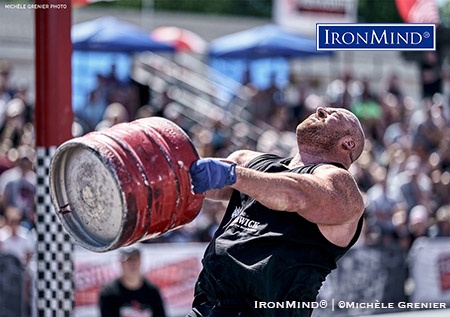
[49,139,127,252]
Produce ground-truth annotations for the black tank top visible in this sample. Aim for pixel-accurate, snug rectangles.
[197,154,364,306]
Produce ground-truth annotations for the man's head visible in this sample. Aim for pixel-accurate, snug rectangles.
[119,245,141,272]
[118,245,144,289]
[296,107,365,167]
[4,206,22,234]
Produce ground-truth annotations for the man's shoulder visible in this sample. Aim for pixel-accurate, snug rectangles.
[142,279,162,294]
[312,163,350,176]
[227,150,269,167]
[0,227,10,240]
[99,278,121,296]
[0,226,31,240]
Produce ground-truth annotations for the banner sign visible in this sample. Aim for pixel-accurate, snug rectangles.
[273,0,358,36]
[316,23,436,51]
[73,243,207,317]
[73,239,450,316]
[409,237,450,304]
[314,245,408,316]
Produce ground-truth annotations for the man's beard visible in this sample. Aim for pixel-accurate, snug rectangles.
[296,121,343,153]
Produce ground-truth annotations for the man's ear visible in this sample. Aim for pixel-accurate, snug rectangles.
[342,137,356,151]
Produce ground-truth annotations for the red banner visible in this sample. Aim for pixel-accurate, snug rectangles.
[395,0,440,23]
[72,0,113,8]
[73,243,206,317]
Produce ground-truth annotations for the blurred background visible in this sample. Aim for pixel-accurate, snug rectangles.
[0,0,449,316]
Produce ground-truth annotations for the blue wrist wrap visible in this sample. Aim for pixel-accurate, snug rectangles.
[189,158,237,194]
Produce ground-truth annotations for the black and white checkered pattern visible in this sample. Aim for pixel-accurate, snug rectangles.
[36,147,74,317]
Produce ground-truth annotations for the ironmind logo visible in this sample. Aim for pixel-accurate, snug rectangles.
[316,23,436,51]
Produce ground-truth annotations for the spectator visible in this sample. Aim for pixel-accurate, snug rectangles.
[98,245,166,317]
[383,73,404,100]
[0,205,35,316]
[351,78,384,147]
[12,81,34,125]
[413,97,444,155]
[391,209,413,251]
[420,51,442,98]
[1,98,29,149]
[0,205,35,266]
[251,73,284,127]
[3,171,35,229]
[326,69,360,109]
[408,205,431,243]
[0,76,12,130]
[95,102,130,131]
[0,59,16,124]
[431,205,450,237]
[283,73,309,130]
[0,59,16,98]
[0,144,15,176]
[82,89,108,131]
[0,145,36,226]
[75,73,108,132]
[397,157,433,214]
[365,167,400,243]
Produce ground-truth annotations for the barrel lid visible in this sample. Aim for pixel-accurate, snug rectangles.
[49,141,125,252]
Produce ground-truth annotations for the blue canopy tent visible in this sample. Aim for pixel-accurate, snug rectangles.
[72,16,174,53]
[209,24,330,60]
[208,24,332,89]
[71,17,174,129]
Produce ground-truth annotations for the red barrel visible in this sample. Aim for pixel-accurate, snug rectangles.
[49,117,204,252]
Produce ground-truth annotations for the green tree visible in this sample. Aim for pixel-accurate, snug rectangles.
[440,0,450,25]
[357,0,403,23]
[153,0,272,17]
[83,0,410,24]
[87,0,272,17]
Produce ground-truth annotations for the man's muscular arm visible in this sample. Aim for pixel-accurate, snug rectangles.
[230,164,364,225]
[203,150,265,201]
[189,152,364,225]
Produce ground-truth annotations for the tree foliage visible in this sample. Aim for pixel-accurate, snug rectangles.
[357,0,402,23]
[88,0,410,23]
[88,0,272,17]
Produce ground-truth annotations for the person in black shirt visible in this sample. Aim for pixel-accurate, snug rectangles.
[98,245,166,317]
[188,106,366,317]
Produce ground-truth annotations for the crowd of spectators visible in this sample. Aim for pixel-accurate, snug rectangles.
[0,52,449,312]
[0,58,36,316]
[148,53,450,251]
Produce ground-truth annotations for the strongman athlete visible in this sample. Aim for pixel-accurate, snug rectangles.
[187,107,366,317]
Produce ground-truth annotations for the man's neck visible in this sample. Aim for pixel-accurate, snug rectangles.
[121,275,143,290]
[289,151,348,169]
[289,152,327,167]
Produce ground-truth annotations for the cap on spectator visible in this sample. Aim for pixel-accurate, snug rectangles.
[119,245,141,261]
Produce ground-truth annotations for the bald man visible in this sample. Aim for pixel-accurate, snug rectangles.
[188,107,366,317]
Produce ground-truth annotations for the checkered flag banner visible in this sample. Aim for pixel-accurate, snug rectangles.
[36,146,74,317]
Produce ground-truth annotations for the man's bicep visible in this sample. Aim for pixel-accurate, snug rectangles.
[226,150,265,167]
[295,168,363,225]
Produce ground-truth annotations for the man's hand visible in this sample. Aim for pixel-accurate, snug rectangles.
[189,158,237,194]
